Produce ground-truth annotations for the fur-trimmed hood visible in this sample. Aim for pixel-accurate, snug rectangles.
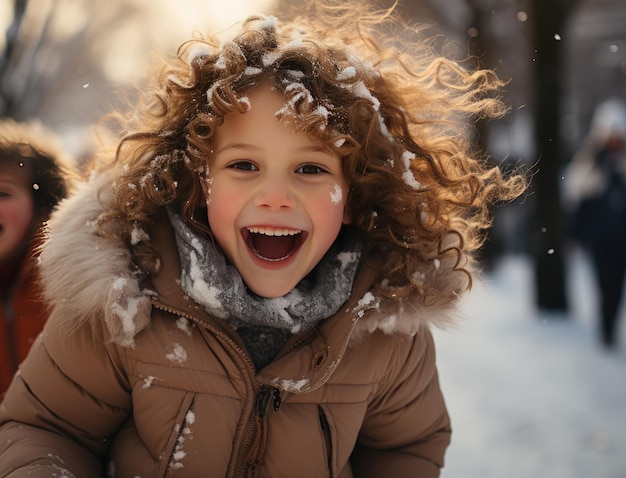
[39,178,152,347]
[39,176,464,348]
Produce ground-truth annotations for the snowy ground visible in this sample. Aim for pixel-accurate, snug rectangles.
[433,251,626,478]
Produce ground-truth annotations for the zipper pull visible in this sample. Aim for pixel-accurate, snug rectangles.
[255,387,271,418]
[255,386,281,418]
[271,387,281,412]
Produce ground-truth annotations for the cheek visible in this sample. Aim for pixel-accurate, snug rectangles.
[329,183,344,206]
[311,186,348,234]
[329,183,352,224]
[328,183,351,221]
[205,182,241,236]
[3,199,35,232]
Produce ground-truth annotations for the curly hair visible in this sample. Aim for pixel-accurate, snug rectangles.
[0,118,76,215]
[92,1,526,306]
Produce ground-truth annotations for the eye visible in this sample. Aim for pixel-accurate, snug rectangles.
[296,164,327,175]
[228,161,258,172]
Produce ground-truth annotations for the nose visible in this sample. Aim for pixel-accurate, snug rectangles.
[254,174,296,210]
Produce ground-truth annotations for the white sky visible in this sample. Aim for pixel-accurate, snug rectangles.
[0,1,12,51]
[1,0,277,82]
[102,0,278,82]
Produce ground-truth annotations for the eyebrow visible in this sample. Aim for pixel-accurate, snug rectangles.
[213,143,259,155]
[0,178,21,187]
[213,142,334,156]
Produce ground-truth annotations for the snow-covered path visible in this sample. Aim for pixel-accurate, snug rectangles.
[433,252,626,478]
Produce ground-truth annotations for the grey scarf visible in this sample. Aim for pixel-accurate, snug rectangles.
[169,210,362,340]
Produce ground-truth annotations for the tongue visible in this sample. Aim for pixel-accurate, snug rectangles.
[251,234,297,260]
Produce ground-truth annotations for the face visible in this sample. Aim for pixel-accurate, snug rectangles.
[206,86,351,298]
[0,163,36,264]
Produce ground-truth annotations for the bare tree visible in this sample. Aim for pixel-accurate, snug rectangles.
[0,0,160,157]
[529,0,578,312]
[0,0,28,116]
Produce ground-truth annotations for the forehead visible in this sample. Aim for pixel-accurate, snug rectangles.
[214,86,324,147]
[214,90,281,141]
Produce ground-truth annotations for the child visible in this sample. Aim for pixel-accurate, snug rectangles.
[0,2,525,476]
[0,119,74,396]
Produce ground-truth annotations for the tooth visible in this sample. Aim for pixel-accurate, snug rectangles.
[247,227,301,236]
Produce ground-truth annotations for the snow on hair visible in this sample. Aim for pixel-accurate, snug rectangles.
[93,2,526,308]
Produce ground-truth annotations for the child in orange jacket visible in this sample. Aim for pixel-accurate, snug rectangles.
[0,119,75,394]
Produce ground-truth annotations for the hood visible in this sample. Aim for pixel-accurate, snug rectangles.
[38,175,463,348]
[38,176,152,347]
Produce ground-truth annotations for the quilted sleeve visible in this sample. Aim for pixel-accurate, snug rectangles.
[0,317,132,477]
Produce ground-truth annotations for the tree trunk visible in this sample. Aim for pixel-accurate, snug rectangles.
[530,0,576,312]
[0,0,28,116]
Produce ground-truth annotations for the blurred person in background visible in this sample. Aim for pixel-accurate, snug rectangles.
[0,119,75,395]
[563,98,626,349]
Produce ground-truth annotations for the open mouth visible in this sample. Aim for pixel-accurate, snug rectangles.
[243,226,307,262]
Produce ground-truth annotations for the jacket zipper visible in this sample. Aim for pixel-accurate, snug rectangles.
[319,406,334,477]
[151,300,284,477]
[244,385,281,476]
[255,385,282,415]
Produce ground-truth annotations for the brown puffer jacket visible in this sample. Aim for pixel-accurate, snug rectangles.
[0,182,453,477]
